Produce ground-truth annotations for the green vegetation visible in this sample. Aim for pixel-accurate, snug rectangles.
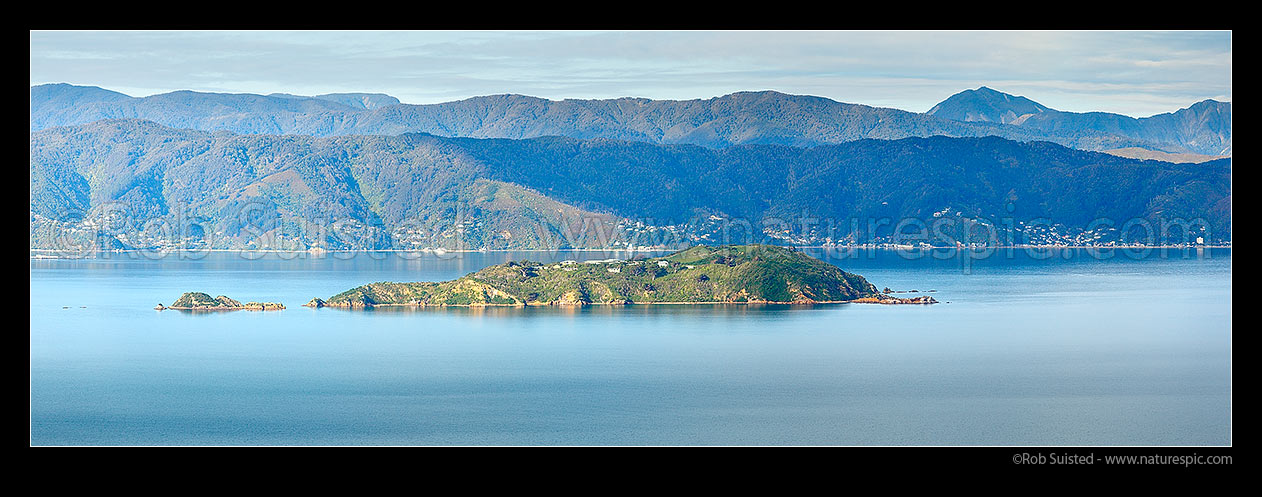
[312,244,926,308]
[165,292,284,310]
[30,119,1231,251]
[171,292,223,308]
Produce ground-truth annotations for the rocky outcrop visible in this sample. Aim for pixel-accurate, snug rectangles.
[244,302,286,310]
[850,295,939,305]
[162,292,285,310]
[555,290,591,307]
[214,295,243,307]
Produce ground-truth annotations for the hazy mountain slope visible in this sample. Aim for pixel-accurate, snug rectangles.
[30,120,1230,251]
[313,93,401,110]
[455,134,1229,239]
[267,92,401,109]
[349,90,1066,148]
[1102,147,1227,164]
[927,86,1053,124]
[29,120,633,251]
[32,84,1163,151]
[1012,100,1232,156]
[29,83,132,107]
[31,85,360,134]
[929,87,1232,156]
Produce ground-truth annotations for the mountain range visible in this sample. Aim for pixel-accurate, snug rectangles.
[928,87,1232,157]
[30,84,1231,156]
[30,118,1231,251]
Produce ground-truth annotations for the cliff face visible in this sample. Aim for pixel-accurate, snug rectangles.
[316,244,916,308]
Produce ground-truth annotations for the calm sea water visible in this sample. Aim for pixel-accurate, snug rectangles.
[30,248,1232,445]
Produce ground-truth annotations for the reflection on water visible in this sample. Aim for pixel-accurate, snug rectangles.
[344,302,853,316]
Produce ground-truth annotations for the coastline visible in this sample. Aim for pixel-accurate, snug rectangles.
[158,306,285,311]
[311,296,938,309]
[31,244,1233,259]
[156,303,285,311]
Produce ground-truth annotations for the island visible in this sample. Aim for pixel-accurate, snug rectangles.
[306,244,937,308]
[156,292,285,311]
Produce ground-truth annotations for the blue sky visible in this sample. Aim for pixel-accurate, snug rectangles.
[30,30,1232,117]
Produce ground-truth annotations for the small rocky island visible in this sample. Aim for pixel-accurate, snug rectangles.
[307,244,937,308]
[156,292,285,311]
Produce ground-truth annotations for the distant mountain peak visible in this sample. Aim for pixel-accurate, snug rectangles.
[30,83,1227,155]
[1184,98,1230,113]
[927,87,1054,124]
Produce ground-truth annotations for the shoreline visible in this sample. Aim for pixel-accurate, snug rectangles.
[156,304,285,311]
[312,297,938,309]
[157,306,285,311]
[31,244,1233,259]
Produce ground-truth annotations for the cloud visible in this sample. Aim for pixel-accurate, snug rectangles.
[30,30,1231,117]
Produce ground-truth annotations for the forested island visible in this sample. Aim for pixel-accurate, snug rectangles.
[305,244,937,308]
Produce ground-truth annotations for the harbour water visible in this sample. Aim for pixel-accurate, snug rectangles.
[29,247,1232,445]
